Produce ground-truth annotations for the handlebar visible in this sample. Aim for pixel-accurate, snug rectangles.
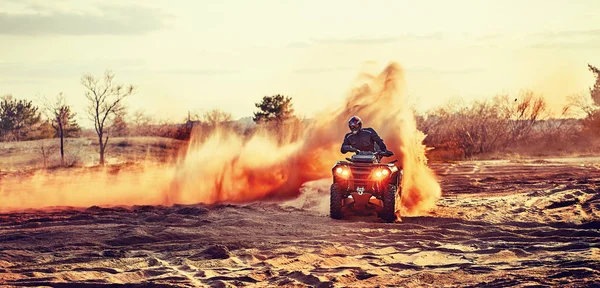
[375,150,394,157]
[354,150,394,157]
[347,150,396,164]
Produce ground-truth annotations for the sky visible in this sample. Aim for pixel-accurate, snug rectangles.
[1,0,600,126]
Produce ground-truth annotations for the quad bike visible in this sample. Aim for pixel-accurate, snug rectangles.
[330,150,402,223]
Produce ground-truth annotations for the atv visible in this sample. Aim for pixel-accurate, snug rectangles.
[330,150,402,222]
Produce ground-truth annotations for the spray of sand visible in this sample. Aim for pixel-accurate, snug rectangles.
[0,164,175,210]
[0,62,441,216]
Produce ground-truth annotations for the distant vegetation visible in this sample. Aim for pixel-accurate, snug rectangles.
[44,93,81,166]
[0,95,48,141]
[419,64,600,160]
[253,94,295,124]
[0,64,599,166]
[81,70,136,165]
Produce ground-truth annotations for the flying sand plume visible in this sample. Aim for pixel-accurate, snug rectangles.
[166,62,441,215]
[0,62,441,216]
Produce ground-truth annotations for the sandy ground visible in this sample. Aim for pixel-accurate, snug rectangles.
[1,158,599,287]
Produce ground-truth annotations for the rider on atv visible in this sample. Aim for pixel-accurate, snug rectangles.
[341,116,388,155]
[332,116,400,222]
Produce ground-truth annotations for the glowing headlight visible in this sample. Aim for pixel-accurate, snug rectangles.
[372,168,391,179]
[335,166,350,178]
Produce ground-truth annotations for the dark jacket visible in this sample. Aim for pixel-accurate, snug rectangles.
[341,127,388,154]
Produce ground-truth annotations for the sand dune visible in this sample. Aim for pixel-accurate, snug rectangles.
[1,157,599,287]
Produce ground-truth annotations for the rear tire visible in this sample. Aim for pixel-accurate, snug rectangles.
[330,184,343,220]
[379,184,398,223]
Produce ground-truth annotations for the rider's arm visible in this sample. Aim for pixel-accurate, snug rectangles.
[371,130,388,151]
[341,135,358,154]
[341,145,358,154]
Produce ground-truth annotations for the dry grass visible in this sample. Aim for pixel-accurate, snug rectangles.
[0,137,187,171]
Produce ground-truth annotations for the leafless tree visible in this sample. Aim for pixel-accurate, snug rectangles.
[130,109,153,136]
[537,105,579,146]
[132,109,152,126]
[566,92,598,118]
[38,141,53,169]
[202,109,232,127]
[495,91,548,145]
[423,99,508,157]
[81,71,135,165]
[423,93,548,158]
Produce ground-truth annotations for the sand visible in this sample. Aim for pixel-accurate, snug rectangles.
[1,157,599,287]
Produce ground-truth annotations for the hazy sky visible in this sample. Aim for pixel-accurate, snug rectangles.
[1,0,600,125]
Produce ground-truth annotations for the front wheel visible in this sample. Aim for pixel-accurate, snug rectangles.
[379,184,399,223]
[330,184,343,220]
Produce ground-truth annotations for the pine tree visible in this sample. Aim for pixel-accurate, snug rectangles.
[588,64,600,106]
[253,94,295,124]
[0,95,42,141]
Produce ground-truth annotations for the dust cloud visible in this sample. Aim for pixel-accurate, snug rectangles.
[1,62,441,216]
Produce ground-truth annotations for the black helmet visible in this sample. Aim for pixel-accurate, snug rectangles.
[348,116,362,133]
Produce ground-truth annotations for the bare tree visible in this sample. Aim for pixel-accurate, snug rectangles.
[131,109,153,136]
[495,91,548,145]
[423,93,548,158]
[132,109,151,126]
[202,109,232,127]
[81,71,135,165]
[423,99,509,158]
[566,92,597,118]
[537,105,578,146]
[44,93,81,166]
[38,140,54,169]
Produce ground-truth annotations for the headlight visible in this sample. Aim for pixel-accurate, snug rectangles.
[334,166,350,178]
[372,168,391,179]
